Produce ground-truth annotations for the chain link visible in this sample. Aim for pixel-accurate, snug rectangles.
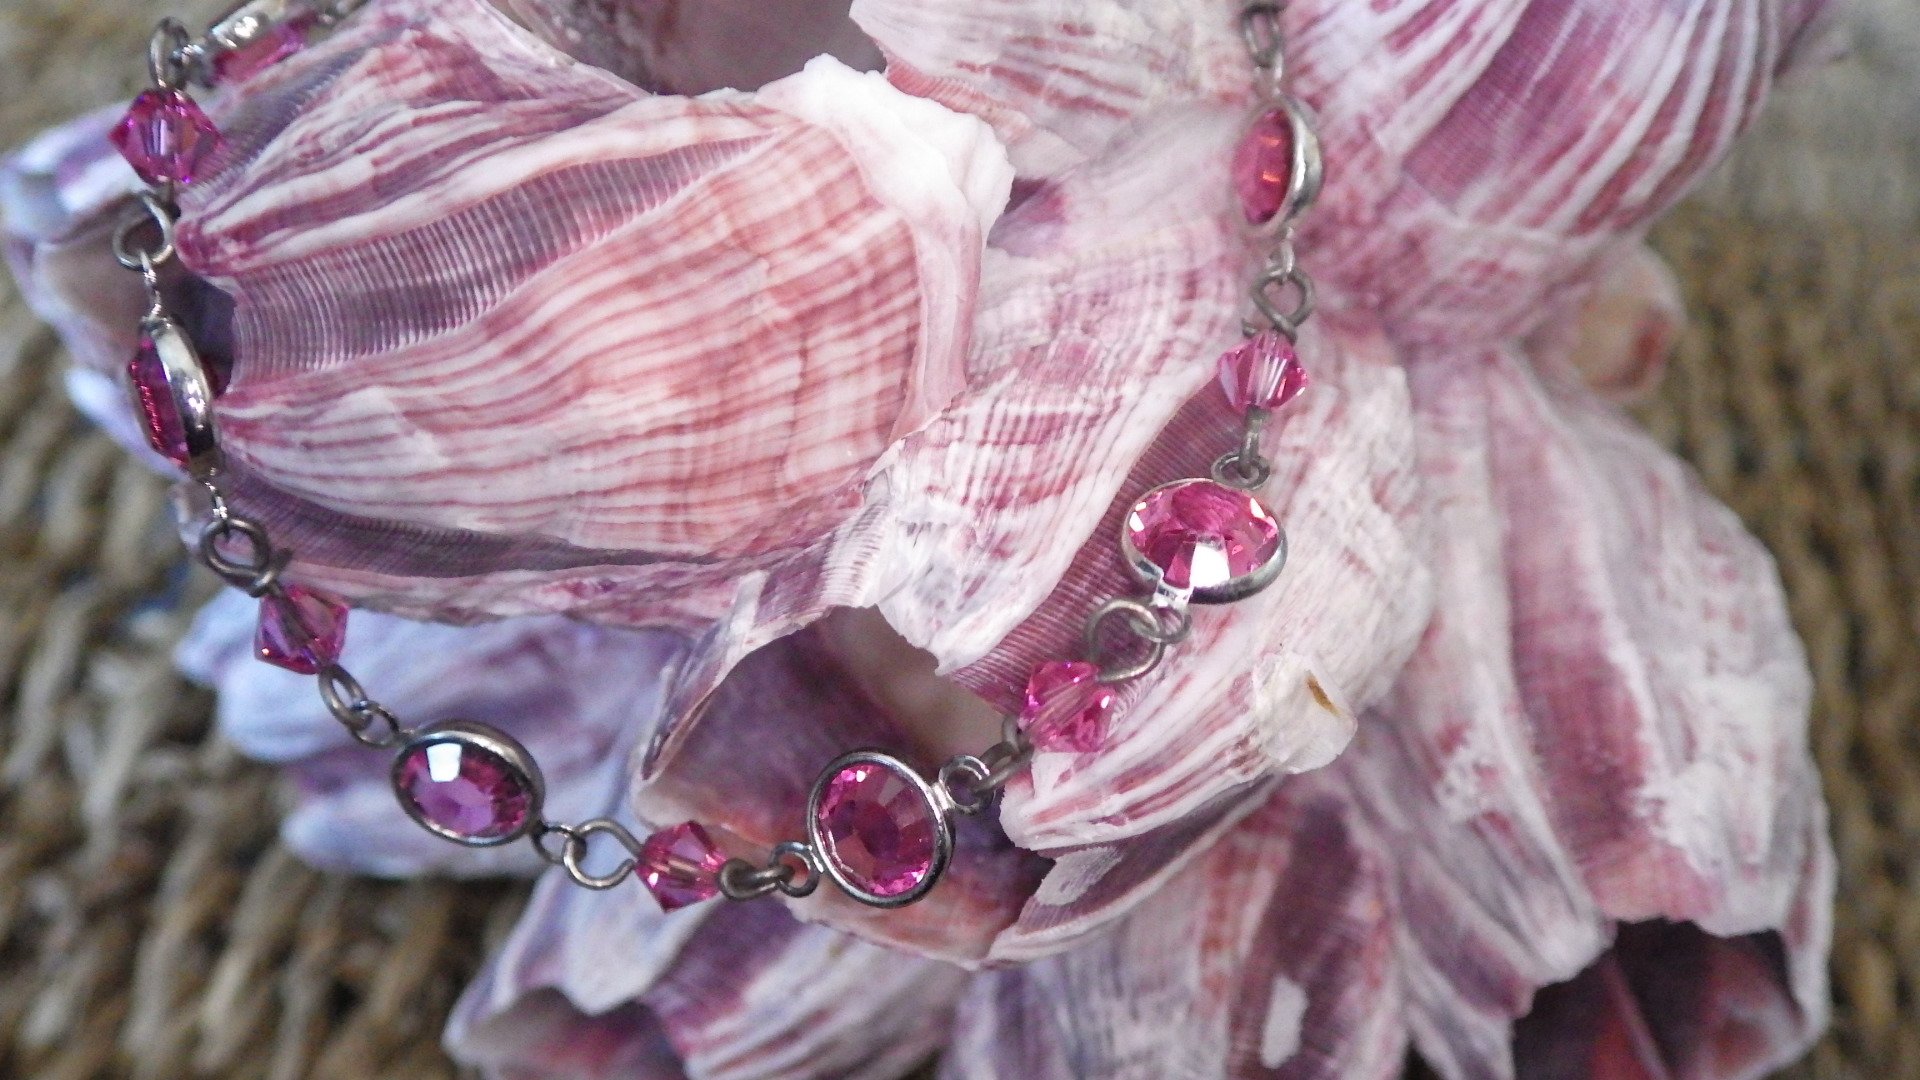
[1245,250,1316,339]
[937,715,1033,813]
[548,818,646,891]
[717,841,820,900]
[113,193,178,272]
[1212,407,1273,489]
[197,513,290,595]
[1083,597,1195,684]
[315,663,410,747]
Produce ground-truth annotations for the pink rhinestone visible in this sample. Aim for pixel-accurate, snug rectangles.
[212,21,309,84]
[1019,661,1115,753]
[1232,108,1295,225]
[637,821,728,911]
[110,88,224,187]
[1125,479,1282,591]
[255,586,349,674]
[128,333,190,466]
[1218,331,1309,412]
[395,736,534,842]
[814,761,937,899]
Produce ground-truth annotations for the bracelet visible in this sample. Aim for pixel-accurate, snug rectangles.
[107,0,1322,912]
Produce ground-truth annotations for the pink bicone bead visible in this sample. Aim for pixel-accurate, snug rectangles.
[814,762,938,899]
[255,585,350,674]
[128,332,190,466]
[637,821,729,911]
[1126,480,1283,592]
[110,88,223,187]
[395,737,535,842]
[212,20,309,84]
[1231,108,1296,225]
[1019,660,1116,753]
[1218,331,1309,412]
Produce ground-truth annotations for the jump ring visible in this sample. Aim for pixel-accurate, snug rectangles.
[113,193,178,272]
[531,822,579,866]
[937,756,992,814]
[147,18,192,89]
[559,818,643,891]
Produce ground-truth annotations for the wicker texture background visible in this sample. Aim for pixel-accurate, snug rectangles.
[0,2,1913,1077]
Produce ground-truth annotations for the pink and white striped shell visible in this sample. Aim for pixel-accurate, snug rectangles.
[2,0,1839,1076]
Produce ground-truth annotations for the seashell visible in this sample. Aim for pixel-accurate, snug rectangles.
[451,865,972,1080]
[1,0,1841,1073]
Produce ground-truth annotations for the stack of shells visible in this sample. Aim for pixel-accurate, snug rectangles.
[1,0,1840,1076]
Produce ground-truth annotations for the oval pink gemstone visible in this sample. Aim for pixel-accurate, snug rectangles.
[110,88,224,187]
[1218,331,1309,412]
[814,761,938,899]
[396,736,533,842]
[255,585,349,674]
[1231,108,1296,225]
[1019,660,1115,753]
[637,821,727,911]
[128,332,189,466]
[1125,480,1282,591]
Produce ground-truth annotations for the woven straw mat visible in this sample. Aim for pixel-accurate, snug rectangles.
[0,2,1913,1077]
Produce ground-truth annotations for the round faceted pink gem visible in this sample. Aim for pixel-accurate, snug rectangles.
[395,737,533,842]
[1125,480,1282,591]
[1218,331,1309,411]
[1232,108,1296,225]
[128,333,189,466]
[255,586,349,674]
[814,761,937,899]
[110,88,224,187]
[637,821,728,911]
[1019,661,1115,753]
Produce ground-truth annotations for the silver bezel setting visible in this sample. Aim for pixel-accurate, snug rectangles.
[391,720,546,848]
[137,315,222,478]
[1240,93,1323,238]
[804,750,954,909]
[1119,478,1289,605]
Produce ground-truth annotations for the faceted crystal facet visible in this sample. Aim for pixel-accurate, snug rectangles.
[395,734,534,842]
[110,88,223,187]
[255,586,349,674]
[1218,330,1310,411]
[212,21,308,84]
[814,760,939,899]
[128,333,190,466]
[1232,108,1296,225]
[637,821,728,911]
[1019,660,1116,753]
[1125,479,1283,592]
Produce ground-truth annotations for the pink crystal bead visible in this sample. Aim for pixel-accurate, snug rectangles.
[1232,108,1296,225]
[1218,330,1309,412]
[395,735,534,842]
[110,88,223,187]
[212,21,308,83]
[255,586,349,674]
[128,332,190,466]
[1019,661,1116,753]
[1125,479,1283,592]
[637,821,728,911]
[814,760,939,900]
